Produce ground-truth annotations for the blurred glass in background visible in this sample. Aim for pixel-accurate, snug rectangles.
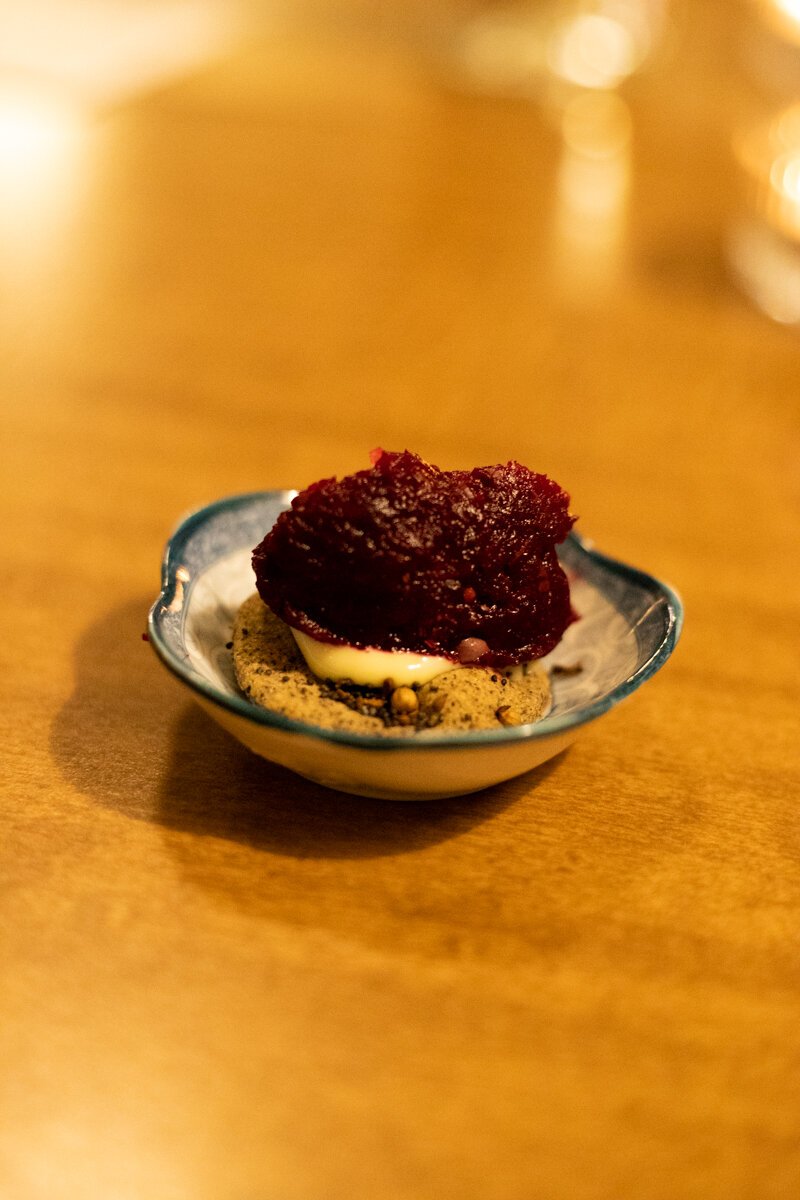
[440,0,668,100]
[430,1,670,303]
[553,89,632,301]
[729,0,800,323]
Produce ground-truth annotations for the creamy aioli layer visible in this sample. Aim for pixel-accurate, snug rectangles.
[291,628,457,687]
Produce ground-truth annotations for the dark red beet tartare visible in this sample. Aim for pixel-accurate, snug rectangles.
[252,449,576,668]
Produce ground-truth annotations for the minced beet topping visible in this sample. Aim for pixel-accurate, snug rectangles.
[252,449,576,667]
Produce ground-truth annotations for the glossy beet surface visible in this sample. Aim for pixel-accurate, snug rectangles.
[252,450,576,666]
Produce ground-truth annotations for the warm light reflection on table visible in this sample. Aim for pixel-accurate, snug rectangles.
[554,90,631,297]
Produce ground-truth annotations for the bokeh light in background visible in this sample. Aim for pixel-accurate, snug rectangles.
[452,0,667,97]
[549,11,640,89]
[0,83,80,168]
[0,75,87,283]
[0,1,251,274]
[554,90,631,298]
[731,103,800,323]
[759,0,800,44]
[0,1,248,106]
[728,2,800,323]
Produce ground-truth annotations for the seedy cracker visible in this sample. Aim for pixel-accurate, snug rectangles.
[232,593,550,735]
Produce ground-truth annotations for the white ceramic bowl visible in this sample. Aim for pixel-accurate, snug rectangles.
[149,491,683,800]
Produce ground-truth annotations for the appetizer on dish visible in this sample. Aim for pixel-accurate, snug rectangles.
[234,449,576,734]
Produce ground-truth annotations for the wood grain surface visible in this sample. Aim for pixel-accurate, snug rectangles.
[2,3,799,1198]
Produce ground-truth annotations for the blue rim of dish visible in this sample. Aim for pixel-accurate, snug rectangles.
[148,491,684,751]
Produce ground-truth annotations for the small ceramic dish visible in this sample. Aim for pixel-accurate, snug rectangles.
[148,491,683,800]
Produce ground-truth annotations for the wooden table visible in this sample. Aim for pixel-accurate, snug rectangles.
[3,2,799,1197]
